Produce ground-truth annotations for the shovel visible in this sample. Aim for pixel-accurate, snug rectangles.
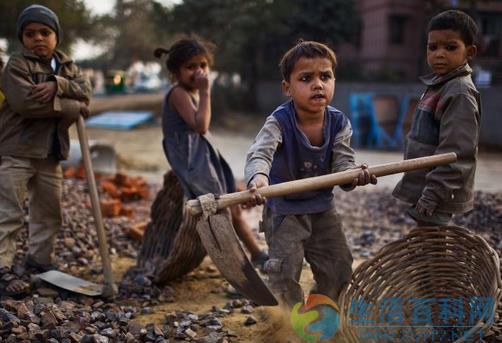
[186,152,457,306]
[36,117,115,298]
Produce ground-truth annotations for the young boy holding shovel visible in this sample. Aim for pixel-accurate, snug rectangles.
[245,40,377,308]
[0,4,91,296]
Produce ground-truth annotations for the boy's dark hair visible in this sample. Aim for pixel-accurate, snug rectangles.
[279,40,337,81]
[427,10,478,46]
[154,35,215,78]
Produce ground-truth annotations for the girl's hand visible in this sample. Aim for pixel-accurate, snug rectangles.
[243,174,268,208]
[193,70,209,92]
[30,81,57,103]
[351,164,377,187]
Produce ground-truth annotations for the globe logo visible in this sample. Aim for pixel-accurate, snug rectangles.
[290,294,340,342]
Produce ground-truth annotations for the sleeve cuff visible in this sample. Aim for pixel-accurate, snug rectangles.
[53,75,68,97]
[418,192,440,212]
[246,172,270,188]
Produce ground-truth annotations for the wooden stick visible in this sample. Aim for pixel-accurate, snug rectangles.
[76,117,115,298]
[186,152,457,216]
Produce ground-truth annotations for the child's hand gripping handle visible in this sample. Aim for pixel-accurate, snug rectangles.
[185,152,457,216]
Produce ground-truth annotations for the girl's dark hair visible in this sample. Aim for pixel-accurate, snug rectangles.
[154,35,215,78]
[279,40,337,81]
[427,10,478,46]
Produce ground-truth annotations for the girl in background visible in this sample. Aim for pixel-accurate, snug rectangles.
[155,36,268,268]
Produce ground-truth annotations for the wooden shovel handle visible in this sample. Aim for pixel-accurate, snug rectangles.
[186,152,457,216]
[76,116,115,298]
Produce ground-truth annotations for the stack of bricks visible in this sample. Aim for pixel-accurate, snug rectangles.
[64,167,151,241]
[64,167,150,218]
[98,173,150,218]
[63,165,87,180]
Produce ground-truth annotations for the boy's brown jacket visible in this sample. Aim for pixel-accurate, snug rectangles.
[393,64,481,214]
[0,48,91,160]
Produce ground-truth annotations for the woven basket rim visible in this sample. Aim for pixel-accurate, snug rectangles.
[339,225,502,343]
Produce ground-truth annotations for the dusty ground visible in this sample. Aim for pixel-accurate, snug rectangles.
[67,114,371,342]
[66,108,502,342]
[69,111,502,192]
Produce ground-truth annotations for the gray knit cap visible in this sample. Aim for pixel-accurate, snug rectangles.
[16,4,61,43]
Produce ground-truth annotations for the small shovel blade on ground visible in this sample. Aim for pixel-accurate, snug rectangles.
[34,270,103,297]
[196,213,278,306]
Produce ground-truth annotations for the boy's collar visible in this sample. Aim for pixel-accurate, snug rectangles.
[21,47,72,64]
[419,63,472,87]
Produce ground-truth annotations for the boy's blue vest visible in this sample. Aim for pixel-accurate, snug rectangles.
[268,101,348,215]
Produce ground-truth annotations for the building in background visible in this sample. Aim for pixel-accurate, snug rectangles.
[338,0,502,82]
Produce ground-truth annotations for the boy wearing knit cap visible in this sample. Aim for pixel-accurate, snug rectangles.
[0,4,91,295]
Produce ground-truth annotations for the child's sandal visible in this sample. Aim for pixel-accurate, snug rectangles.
[0,278,30,298]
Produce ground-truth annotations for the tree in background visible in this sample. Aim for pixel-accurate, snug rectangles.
[0,0,174,70]
[289,0,360,48]
[0,0,94,54]
[0,0,361,110]
[168,0,360,110]
[97,0,173,70]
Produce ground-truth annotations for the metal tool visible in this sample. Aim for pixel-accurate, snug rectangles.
[196,213,278,306]
[35,270,103,296]
[187,152,457,306]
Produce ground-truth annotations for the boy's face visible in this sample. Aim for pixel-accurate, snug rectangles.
[22,22,57,59]
[282,57,335,118]
[176,54,209,91]
[427,29,476,76]
[23,23,58,59]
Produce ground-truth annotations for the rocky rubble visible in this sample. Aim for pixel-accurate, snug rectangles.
[0,175,251,342]
[0,295,139,342]
[59,176,153,267]
[0,175,500,341]
[159,302,256,342]
[335,189,502,260]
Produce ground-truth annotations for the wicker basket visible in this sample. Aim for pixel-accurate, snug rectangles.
[138,171,206,284]
[339,226,501,343]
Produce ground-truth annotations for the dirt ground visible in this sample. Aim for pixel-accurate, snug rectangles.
[68,114,366,342]
[69,112,502,192]
[67,109,502,342]
[104,217,320,342]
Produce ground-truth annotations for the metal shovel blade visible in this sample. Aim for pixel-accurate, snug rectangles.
[35,270,103,297]
[196,213,278,306]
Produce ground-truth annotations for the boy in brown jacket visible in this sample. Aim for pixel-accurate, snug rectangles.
[393,10,481,226]
[0,4,91,295]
